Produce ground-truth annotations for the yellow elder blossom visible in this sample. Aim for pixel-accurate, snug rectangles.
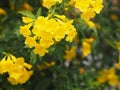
[19,23,32,37]
[75,0,90,12]
[71,0,104,28]
[97,68,119,86]
[42,0,62,9]
[74,0,104,13]
[81,37,94,58]
[0,54,33,85]
[22,17,33,24]
[64,46,76,61]
[20,15,76,56]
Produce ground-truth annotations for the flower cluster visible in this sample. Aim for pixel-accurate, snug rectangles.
[20,15,76,56]
[96,41,120,88]
[97,68,119,87]
[0,53,33,85]
[73,0,104,28]
[42,0,104,28]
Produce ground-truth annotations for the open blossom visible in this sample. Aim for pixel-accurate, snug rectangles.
[81,37,94,58]
[64,46,76,61]
[69,0,104,28]
[0,54,33,85]
[20,15,76,56]
[97,68,119,86]
[42,0,62,9]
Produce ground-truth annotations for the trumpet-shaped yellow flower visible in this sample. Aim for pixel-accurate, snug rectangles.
[20,14,76,56]
[25,36,37,48]
[22,17,33,24]
[0,54,33,85]
[19,23,32,37]
[64,46,76,61]
[91,0,104,14]
[75,0,90,12]
[69,0,76,6]
[81,8,96,20]
[65,29,77,42]
[42,0,62,9]
[81,38,94,58]
[97,68,119,86]
[72,0,104,28]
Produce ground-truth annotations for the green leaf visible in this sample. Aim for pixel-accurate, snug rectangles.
[92,27,98,36]
[18,10,36,20]
[36,8,42,18]
[30,50,37,65]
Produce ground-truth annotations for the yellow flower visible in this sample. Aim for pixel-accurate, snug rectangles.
[81,8,96,20]
[97,75,107,83]
[0,8,7,15]
[22,17,33,24]
[0,53,33,85]
[80,8,96,28]
[34,43,48,56]
[64,46,76,61]
[42,0,62,9]
[85,20,95,28]
[108,73,118,86]
[81,38,94,58]
[74,0,104,28]
[8,70,33,85]
[20,14,76,56]
[97,68,119,86]
[0,57,13,74]
[75,0,90,12]
[25,36,36,48]
[91,0,104,14]
[69,0,76,6]
[19,23,32,37]
[65,29,77,42]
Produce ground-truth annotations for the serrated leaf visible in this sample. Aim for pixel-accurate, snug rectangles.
[18,10,36,20]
